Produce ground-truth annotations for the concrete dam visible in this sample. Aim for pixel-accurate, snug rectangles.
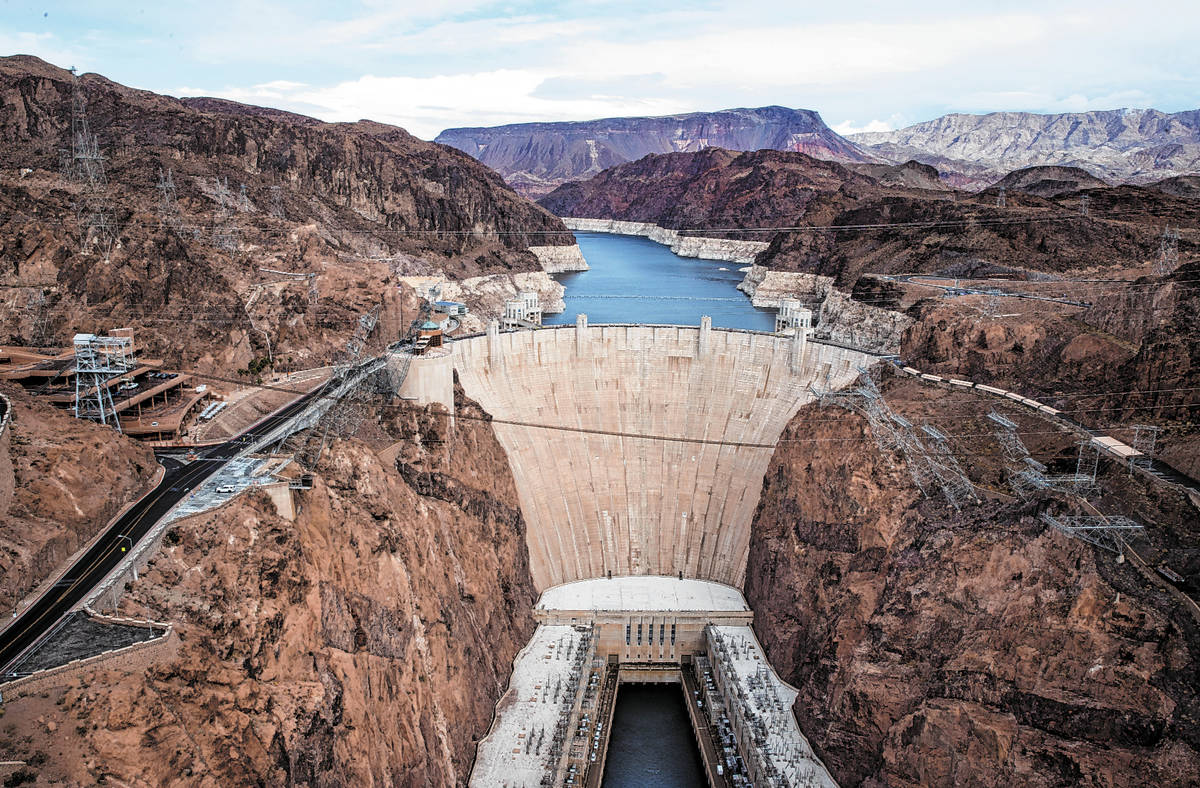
[396,320,878,786]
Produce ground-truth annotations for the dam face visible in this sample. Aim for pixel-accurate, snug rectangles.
[399,322,873,787]
[439,322,874,590]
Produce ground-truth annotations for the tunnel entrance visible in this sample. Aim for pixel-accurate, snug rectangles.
[602,683,705,788]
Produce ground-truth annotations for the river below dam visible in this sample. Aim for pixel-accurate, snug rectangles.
[601,684,706,787]
[545,232,776,330]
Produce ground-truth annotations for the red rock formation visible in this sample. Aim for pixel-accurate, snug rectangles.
[0,387,155,610]
[0,55,573,368]
[438,105,874,198]
[745,378,1200,787]
[539,148,877,238]
[0,387,536,785]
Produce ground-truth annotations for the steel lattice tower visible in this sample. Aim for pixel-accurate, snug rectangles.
[1157,227,1180,276]
[73,333,134,430]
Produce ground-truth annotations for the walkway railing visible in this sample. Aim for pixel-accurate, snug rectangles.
[450,322,890,358]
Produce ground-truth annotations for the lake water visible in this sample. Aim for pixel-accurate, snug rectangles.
[545,232,776,330]
[601,683,706,788]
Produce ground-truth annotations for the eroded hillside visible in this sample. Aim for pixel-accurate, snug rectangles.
[0,386,537,786]
[745,376,1200,787]
[0,388,156,611]
[0,55,573,370]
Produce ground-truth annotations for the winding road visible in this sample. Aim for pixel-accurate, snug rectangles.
[0,388,319,677]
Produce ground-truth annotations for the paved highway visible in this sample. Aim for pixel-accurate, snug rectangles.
[0,389,318,677]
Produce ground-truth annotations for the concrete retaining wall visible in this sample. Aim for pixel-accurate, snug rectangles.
[448,324,877,590]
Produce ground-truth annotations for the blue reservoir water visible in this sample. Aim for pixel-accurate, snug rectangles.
[545,232,776,330]
[601,684,706,788]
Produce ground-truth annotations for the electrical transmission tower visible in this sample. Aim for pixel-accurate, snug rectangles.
[996,188,1006,208]
[1079,194,1089,217]
[814,372,976,509]
[1129,425,1161,471]
[25,290,50,347]
[1157,227,1180,276]
[64,69,106,190]
[988,410,1046,499]
[1040,513,1144,557]
[61,69,118,262]
[921,424,978,509]
[73,332,134,430]
[237,182,253,213]
[210,176,240,251]
[269,185,286,219]
[284,305,389,468]
[988,411,1097,498]
[156,168,185,235]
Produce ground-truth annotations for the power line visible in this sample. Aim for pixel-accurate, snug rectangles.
[154,365,1200,453]
[20,204,1199,239]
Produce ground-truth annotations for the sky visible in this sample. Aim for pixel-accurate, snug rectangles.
[1,1,1198,140]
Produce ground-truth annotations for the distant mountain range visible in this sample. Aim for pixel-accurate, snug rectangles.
[438,106,1200,195]
[435,106,873,197]
[850,109,1200,187]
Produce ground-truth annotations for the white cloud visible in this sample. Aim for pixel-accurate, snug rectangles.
[15,0,1200,140]
[561,15,1054,88]
[194,70,693,139]
[0,31,87,72]
[832,119,894,135]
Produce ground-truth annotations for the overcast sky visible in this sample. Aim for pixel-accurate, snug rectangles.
[2,1,1198,140]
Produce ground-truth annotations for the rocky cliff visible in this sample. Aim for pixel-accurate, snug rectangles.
[851,109,1200,189]
[900,259,1200,479]
[437,106,874,197]
[0,55,573,369]
[0,385,538,786]
[0,387,155,612]
[990,165,1109,198]
[758,189,1196,287]
[563,218,769,263]
[745,376,1200,787]
[737,265,911,353]
[540,148,878,236]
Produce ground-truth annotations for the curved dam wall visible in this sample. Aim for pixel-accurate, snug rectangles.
[419,324,877,590]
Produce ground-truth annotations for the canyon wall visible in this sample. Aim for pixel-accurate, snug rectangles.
[433,270,567,332]
[744,378,1200,787]
[436,105,872,197]
[0,55,574,369]
[529,243,590,273]
[450,324,878,590]
[563,218,769,263]
[0,389,156,612]
[0,388,538,786]
[739,265,912,353]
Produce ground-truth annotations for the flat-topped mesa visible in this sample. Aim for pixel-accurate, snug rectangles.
[396,322,879,590]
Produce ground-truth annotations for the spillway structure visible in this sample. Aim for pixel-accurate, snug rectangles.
[394,319,876,787]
